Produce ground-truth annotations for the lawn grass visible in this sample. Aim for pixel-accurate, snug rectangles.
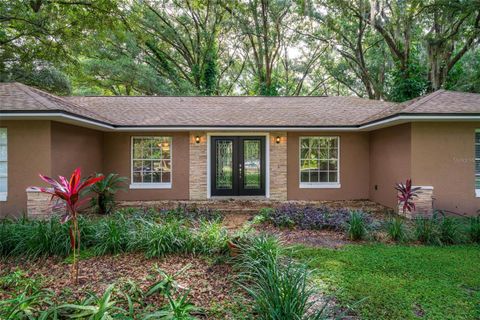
[290,244,480,320]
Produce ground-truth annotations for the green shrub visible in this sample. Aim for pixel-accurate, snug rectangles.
[468,216,480,243]
[134,220,194,258]
[415,218,441,245]
[92,214,131,255]
[87,173,127,215]
[194,220,229,255]
[438,216,463,244]
[346,211,368,241]
[386,217,408,242]
[236,235,328,320]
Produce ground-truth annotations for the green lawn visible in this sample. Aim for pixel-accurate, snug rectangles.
[290,244,480,320]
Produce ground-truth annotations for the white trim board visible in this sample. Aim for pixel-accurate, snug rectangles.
[2,113,480,132]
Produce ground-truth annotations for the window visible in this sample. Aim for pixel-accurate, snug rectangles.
[131,136,172,189]
[299,136,340,188]
[0,129,6,201]
[476,131,480,197]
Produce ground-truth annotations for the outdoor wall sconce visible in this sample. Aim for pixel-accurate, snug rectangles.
[195,136,201,144]
[276,136,281,144]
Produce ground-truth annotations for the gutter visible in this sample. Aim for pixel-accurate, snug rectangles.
[1,110,480,132]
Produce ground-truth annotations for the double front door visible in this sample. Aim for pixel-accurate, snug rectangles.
[211,136,266,196]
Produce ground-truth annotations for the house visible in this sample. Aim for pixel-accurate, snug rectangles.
[1,82,479,218]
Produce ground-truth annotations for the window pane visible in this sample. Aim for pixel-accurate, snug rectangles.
[133,172,142,183]
[0,177,6,193]
[0,162,6,175]
[329,160,338,171]
[319,160,328,170]
[162,172,171,183]
[132,137,171,184]
[0,146,6,161]
[319,171,328,182]
[0,129,6,145]
[300,170,309,183]
[152,172,161,183]
[300,137,339,185]
[329,172,338,183]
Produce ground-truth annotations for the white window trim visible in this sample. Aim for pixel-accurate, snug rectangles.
[130,136,172,190]
[0,128,6,201]
[298,136,341,189]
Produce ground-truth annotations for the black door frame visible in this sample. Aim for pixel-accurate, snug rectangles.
[210,136,266,196]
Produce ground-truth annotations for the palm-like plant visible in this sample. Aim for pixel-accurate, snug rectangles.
[395,179,421,215]
[88,173,127,215]
[30,168,103,285]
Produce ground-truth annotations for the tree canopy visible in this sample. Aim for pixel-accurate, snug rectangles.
[1,0,479,101]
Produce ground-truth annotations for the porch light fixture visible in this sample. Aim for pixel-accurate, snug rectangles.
[195,135,201,144]
[276,136,281,144]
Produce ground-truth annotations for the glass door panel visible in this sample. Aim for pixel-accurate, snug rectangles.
[243,140,261,189]
[215,139,233,190]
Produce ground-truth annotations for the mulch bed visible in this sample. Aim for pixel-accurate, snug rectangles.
[0,253,237,314]
[258,224,350,248]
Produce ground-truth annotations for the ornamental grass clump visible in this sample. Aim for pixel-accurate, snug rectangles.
[415,218,441,245]
[438,215,464,245]
[468,216,480,243]
[235,235,328,320]
[92,213,132,256]
[386,217,409,242]
[346,210,368,241]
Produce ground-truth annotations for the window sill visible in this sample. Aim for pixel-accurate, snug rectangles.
[299,183,341,189]
[476,189,480,198]
[0,192,6,201]
[129,183,172,190]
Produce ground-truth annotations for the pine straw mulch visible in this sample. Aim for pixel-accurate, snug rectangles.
[0,253,239,315]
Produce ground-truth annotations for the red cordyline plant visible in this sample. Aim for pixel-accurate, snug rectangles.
[395,179,421,215]
[30,168,104,285]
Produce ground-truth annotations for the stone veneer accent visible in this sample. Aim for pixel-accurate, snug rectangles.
[26,187,65,219]
[398,186,434,219]
[269,132,287,200]
[189,132,208,200]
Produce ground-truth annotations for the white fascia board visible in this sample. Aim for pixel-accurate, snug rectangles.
[2,113,480,132]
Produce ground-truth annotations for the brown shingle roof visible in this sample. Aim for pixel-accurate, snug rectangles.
[65,95,396,127]
[0,82,112,124]
[1,83,479,128]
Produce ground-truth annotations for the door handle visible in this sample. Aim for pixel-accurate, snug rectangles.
[239,164,243,177]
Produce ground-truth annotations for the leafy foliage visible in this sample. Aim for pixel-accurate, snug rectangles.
[386,217,408,242]
[468,215,480,243]
[87,173,127,215]
[235,235,329,319]
[346,211,368,241]
[262,204,372,232]
[395,179,421,215]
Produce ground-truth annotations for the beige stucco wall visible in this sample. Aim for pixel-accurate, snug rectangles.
[51,122,104,178]
[0,120,52,218]
[287,132,370,201]
[411,122,480,215]
[103,132,190,201]
[369,123,412,209]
